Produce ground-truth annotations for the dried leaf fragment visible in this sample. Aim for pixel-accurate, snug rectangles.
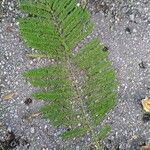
[142,98,150,112]
[22,112,42,122]
[30,112,42,118]
[140,144,150,150]
[26,53,50,59]
[3,93,16,100]
[6,26,14,32]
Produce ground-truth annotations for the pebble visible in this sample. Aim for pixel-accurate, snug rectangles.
[7,126,12,132]
[125,27,131,34]
[16,22,19,26]
[139,61,146,69]
[30,127,35,134]
[130,14,135,21]
[133,28,137,33]
[76,145,80,150]
[1,34,4,39]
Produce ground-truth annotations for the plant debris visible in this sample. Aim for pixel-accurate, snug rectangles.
[24,98,32,105]
[94,2,109,14]
[21,138,30,148]
[139,61,146,69]
[2,92,16,100]
[140,144,150,150]
[102,46,109,52]
[22,112,42,122]
[142,98,150,112]
[5,26,14,33]
[130,136,146,150]
[0,130,20,150]
[142,113,150,122]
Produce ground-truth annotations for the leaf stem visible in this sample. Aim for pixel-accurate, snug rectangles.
[66,59,102,150]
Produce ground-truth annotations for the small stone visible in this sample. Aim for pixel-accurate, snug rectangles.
[44,125,48,129]
[30,127,35,134]
[139,61,146,69]
[129,14,135,21]
[7,127,12,133]
[30,61,33,64]
[125,27,131,34]
[77,3,80,7]
[1,34,4,39]
[76,145,80,150]
[142,113,150,122]
[77,115,80,119]
[16,22,19,26]
[78,123,81,127]
[133,29,137,33]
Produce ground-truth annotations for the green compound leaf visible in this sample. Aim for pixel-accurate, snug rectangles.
[98,125,111,140]
[20,0,118,149]
[61,128,88,139]
[19,0,93,60]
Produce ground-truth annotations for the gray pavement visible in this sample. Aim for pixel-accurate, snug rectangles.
[0,0,150,149]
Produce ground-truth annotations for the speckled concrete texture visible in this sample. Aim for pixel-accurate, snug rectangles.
[0,0,150,149]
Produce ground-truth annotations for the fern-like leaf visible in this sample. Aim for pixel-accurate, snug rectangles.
[97,125,111,140]
[20,0,118,149]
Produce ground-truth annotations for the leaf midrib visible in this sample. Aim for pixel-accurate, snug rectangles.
[45,5,102,149]
[66,59,102,149]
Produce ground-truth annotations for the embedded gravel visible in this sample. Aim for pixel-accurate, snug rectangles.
[1,0,150,150]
